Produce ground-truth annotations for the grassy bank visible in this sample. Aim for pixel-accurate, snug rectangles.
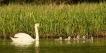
[0,2,106,38]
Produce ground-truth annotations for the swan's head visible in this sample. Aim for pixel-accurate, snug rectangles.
[35,23,41,27]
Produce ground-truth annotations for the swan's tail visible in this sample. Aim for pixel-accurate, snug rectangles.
[10,37,14,41]
[10,37,17,42]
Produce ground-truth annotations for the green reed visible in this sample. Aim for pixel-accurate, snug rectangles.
[0,3,106,38]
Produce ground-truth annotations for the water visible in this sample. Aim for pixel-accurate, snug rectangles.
[0,38,106,53]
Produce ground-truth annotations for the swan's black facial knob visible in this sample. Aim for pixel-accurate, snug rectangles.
[38,24,42,28]
[35,23,42,28]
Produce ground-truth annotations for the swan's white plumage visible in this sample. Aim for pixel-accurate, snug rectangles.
[10,23,40,42]
[10,33,35,42]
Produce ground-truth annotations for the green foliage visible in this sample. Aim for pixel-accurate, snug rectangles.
[0,0,105,5]
[0,3,106,37]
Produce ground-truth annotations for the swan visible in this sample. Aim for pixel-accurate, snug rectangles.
[86,36,93,43]
[54,37,62,41]
[64,36,71,41]
[78,36,86,40]
[10,23,41,42]
[73,36,80,40]
[82,36,86,40]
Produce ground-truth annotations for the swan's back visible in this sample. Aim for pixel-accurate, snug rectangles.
[15,33,32,38]
[14,33,34,42]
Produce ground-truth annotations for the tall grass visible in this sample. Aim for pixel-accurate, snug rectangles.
[0,3,106,38]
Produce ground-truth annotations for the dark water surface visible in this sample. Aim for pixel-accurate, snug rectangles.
[0,38,106,53]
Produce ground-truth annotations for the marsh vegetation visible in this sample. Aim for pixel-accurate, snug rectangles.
[0,2,106,39]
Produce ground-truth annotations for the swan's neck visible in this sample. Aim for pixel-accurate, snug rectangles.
[35,26,39,41]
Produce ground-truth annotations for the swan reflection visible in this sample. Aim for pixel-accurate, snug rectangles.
[11,41,40,47]
[35,41,39,47]
[35,41,39,53]
[11,41,34,47]
[11,41,39,53]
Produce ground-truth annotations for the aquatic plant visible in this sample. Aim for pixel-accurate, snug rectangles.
[0,3,106,38]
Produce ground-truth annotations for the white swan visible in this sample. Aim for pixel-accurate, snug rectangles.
[10,23,40,42]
